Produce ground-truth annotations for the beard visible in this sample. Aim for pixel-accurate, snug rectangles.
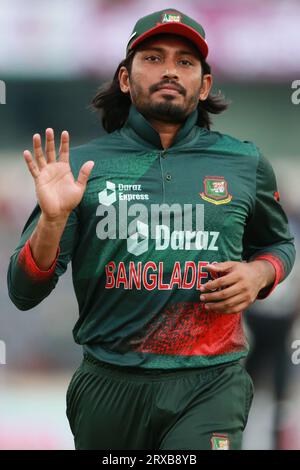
[130,78,201,124]
[136,100,189,123]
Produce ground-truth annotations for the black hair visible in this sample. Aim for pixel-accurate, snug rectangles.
[91,47,229,132]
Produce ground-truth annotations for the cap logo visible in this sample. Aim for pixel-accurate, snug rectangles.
[161,12,182,24]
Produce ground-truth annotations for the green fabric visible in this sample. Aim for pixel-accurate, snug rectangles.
[66,356,254,450]
[7,105,295,369]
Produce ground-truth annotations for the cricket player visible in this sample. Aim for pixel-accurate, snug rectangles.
[7,9,295,450]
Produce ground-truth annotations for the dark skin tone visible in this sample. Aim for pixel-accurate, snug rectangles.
[119,35,212,149]
[23,130,94,270]
[21,35,276,313]
[119,34,276,313]
[200,261,275,314]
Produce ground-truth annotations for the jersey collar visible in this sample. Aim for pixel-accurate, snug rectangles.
[123,104,199,149]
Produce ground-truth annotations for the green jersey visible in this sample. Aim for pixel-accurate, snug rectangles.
[7,105,295,369]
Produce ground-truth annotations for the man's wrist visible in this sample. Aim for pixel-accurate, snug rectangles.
[27,212,69,271]
[248,259,276,291]
[40,211,70,227]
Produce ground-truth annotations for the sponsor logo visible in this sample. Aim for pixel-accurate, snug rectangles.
[97,180,219,256]
[127,220,149,256]
[98,180,117,206]
[200,176,232,205]
[155,226,219,252]
[98,181,149,206]
[211,433,230,450]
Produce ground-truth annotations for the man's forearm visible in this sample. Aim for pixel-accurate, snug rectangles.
[29,212,69,270]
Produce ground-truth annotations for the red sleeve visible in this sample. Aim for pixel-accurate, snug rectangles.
[252,253,285,299]
[18,239,60,282]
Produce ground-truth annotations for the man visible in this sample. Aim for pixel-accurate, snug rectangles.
[7,9,295,450]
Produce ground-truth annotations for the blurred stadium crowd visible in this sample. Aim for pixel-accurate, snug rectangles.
[0,0,299,450]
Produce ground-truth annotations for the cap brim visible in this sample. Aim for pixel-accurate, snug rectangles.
[129,23,208,59]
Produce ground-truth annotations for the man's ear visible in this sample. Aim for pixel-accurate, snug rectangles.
[119,66,130,94]
[199,74,213,101]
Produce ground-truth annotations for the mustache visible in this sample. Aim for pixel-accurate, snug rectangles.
[149,79,186,96]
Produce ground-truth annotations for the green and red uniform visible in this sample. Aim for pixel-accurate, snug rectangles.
[7,105,295,449]
[8,105,295,368]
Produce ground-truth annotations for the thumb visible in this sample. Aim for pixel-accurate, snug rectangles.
[77,161,94,188]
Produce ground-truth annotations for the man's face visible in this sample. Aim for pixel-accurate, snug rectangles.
[119,35,212,123]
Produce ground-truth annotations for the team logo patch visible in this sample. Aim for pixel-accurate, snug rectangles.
[200,176,232,205]
[161,12,182,23]
[211,433,230,450]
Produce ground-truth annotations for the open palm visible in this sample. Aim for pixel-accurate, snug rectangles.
[24,129,94,220]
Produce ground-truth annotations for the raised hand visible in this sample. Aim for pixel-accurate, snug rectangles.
[23,128,94,221]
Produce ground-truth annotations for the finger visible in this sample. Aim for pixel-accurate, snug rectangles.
[45,128,56,163]
[33,133,47,170]
[207,301,249,315]
[23,150,40,179]
[200,282,242,303]
[59,130,69,163]
[204,293,246,313]
[206,261,236,273]
[200,271,239,292]
[76,161,95,188]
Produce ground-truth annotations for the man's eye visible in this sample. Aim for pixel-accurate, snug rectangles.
[145,56,160,62]
[179,59,193,66]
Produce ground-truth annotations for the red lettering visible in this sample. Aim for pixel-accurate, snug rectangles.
[116,262,128,288]
[105,261,116,288]
[105,260,215,291]
[182,261,196,288]
[128,261,142,289]
[196,261,208,289]
[143,261,157,290]
[158,261,170,290]
[169,261,182,289]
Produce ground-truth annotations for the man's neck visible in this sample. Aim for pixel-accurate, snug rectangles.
[148,119,182,149]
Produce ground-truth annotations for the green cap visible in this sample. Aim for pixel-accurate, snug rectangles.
[126,8,208,58]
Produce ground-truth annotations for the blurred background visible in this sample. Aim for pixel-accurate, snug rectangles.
[0,0,299,450]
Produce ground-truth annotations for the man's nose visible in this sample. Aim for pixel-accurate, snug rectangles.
[162,65,179,80]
